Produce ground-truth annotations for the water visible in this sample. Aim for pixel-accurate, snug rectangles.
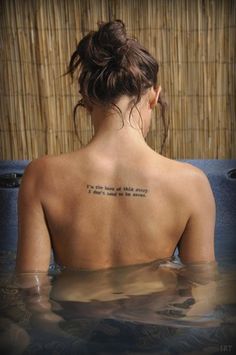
[0,253,236,355]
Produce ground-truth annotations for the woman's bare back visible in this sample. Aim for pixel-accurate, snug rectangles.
[16,147,215,271]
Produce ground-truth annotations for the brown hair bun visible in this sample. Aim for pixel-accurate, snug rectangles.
[67,19,159,106]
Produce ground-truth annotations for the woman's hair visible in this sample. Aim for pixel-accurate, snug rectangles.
[66,19,168,152]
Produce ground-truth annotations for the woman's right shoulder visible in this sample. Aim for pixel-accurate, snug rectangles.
[157,157,215,224]
[159,156,204,176]
[157,156,211,193]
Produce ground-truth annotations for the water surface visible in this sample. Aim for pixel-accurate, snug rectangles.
[0,253,235,354]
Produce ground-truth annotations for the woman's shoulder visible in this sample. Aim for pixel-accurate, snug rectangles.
[21,153,73,187]
[156,156,211,191]
[159,156,205,175]
[23,154,59,176]
[24,153,76,172]
[156,157,214,217]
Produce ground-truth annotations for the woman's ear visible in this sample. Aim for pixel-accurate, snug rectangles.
[150,86,161,109]
[84,100,93,113]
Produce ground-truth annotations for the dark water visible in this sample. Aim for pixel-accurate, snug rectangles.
[0,253,236,355]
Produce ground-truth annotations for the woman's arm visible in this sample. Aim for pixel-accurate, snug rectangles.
[178,169,216,265]
[16,160,52,272]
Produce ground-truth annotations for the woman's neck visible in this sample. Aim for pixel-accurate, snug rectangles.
[87,102,150,154]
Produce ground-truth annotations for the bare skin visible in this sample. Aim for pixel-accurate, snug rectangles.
[16,87,216,272]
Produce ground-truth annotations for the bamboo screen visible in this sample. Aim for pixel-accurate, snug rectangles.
[0,0,235,160]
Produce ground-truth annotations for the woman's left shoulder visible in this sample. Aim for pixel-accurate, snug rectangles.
[22,154,70,187]
[26,153,72,171]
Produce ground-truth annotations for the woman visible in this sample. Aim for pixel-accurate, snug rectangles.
[16,20,216,272]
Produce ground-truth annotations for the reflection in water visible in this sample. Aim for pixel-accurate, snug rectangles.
[0,255,236,354]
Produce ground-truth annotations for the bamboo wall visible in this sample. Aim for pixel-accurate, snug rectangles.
[0,0,235,160]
